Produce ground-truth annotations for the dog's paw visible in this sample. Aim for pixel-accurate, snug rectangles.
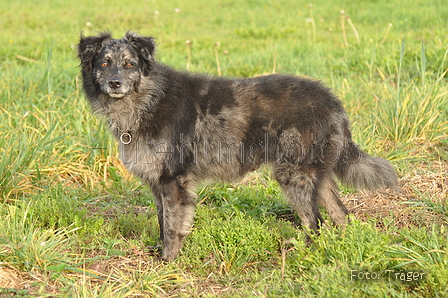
[147,245,163,255]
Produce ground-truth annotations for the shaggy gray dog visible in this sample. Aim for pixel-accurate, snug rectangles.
[78,31,398,261]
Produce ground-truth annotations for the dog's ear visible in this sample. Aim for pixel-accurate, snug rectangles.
[125,31,156,76]
[78,32,112,66]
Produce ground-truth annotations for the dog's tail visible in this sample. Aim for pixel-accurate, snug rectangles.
[333,141,398,191]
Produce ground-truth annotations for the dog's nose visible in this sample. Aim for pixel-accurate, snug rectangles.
[108,79,122,89]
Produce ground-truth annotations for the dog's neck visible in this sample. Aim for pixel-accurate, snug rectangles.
[107,100,142,131]
[92,95,146,143]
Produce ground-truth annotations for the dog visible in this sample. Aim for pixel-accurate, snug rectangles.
[78,31,398,261]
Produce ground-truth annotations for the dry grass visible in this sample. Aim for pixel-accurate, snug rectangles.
[0,250,184,296]
[343,161,447,229]
[0,264,57,296]
[0,265,25,291]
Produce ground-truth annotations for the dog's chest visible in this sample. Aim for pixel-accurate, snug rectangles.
[117,135,173,183]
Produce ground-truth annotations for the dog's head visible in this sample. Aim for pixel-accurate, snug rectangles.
[78,31,155,99]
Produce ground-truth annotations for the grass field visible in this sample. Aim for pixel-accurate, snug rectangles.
[1,0,447,296]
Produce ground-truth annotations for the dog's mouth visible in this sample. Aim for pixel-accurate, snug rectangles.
[108,92,127,99]
[102,84,130,99]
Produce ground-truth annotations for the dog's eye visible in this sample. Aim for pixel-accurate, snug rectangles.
[125,62,134,68]
[100,62,109,67]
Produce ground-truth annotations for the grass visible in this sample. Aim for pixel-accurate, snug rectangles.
[1,0,447,296]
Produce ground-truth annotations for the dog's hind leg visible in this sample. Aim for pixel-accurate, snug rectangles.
[151,177,197,261]
[274,164,325,241]
[316,174,349,226]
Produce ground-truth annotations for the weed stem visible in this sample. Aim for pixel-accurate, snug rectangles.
[380,23,393,46]
[340,10,349,48]
[214,43,221,76]
[185,40,191,71]
[346,16,360,43]
[308,4,317,42]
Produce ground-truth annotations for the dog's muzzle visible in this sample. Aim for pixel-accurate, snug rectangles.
[107,78,127,98]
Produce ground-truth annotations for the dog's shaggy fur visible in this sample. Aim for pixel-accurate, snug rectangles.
[78,32,398,261]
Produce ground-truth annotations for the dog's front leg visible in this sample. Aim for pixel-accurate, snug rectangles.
[153,177,197,261]
[147,188,165,254]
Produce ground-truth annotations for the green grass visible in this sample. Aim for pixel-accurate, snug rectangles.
[1,0,447,296]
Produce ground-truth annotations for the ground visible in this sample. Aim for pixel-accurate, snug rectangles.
[1,162,446,296]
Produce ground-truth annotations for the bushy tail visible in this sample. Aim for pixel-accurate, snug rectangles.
[334,142,398,191]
